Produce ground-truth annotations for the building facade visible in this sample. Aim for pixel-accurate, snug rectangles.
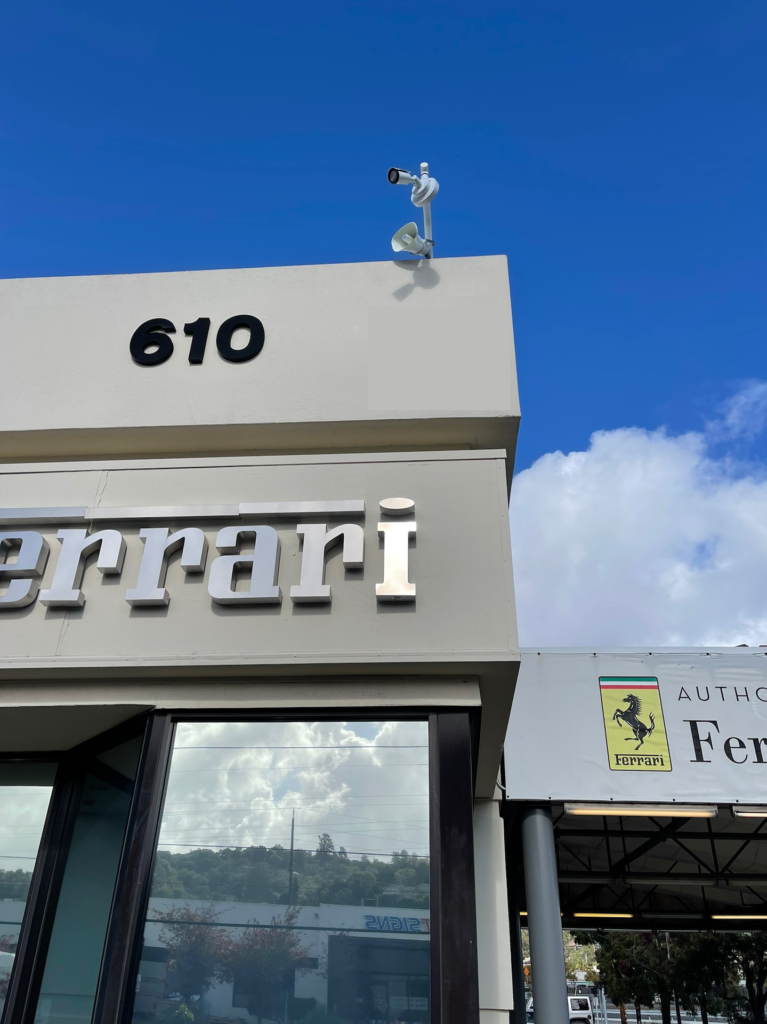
[0,256,519,1024]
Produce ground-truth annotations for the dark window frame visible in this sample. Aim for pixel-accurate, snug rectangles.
[0,755,66,1024]
[0,712,152,1024]
[0,706,480,1024]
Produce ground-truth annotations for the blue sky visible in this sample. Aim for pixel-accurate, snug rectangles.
[1,0,764,475]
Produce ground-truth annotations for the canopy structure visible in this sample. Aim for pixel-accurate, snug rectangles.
[505,801,767,932]
[504,650,767,937]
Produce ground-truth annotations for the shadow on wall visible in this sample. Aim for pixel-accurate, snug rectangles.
[391,261,441,302]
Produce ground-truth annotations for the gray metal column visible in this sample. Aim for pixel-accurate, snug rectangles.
[521,806,568,1024]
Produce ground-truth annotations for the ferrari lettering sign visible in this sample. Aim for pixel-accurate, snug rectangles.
[0,499,417,613]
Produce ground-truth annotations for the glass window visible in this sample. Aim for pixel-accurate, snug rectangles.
[32,736,143,1024]
[131,720,431,1024]
[0,763,55,1022]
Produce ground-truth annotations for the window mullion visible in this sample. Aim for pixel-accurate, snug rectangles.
[5,762,81,1024]
[93,713,174,1024]
[435,712,479,1024]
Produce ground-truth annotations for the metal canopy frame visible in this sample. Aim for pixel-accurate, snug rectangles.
[504,802,767,932]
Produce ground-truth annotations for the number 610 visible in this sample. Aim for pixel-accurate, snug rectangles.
[130,315,265,366]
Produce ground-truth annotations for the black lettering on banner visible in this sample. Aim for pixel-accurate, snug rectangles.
[216,315,265,363]
[749,738,767,763]
[678,687,692,701]
[614,754,665,767]
[735,687,750,702]
[685,719,720,762]
[757,688,767,703]
[724,736,748,763]
[715,686,727,701]
[696,687,710,701]
[130,319,175,366]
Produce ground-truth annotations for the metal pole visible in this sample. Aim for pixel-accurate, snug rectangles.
[508,877,527,1024]
[287,808,295,903]
[420,160,433,259]
[521,806,568,1024]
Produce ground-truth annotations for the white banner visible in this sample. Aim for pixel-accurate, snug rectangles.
[505,650,767,804]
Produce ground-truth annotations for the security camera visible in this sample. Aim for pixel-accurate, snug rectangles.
[388,168,421,186]
[387,161,438,259]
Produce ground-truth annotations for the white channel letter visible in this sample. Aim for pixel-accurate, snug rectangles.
[290,523,364,604]
[208,526,281,604]
[125,527,208,606]
[0,532,50,609]
[376,521,416,601]
[39,529,126,608]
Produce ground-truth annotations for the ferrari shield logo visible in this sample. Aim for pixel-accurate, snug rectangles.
[599,677,672,771]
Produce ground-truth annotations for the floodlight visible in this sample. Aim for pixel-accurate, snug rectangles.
[572,913,633,919]
[387,160,438,259]
[563,802,718,818]
[732,806,767,818]
[711,914,767,920]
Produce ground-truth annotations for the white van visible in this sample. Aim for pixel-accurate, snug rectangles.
[567,995,594,1024]
[526,994,594,1024]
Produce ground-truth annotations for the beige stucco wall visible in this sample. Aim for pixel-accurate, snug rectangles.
[0,449,518,794]
[0,255,521,797]
[0,450,516,668]
[0,256,518,464]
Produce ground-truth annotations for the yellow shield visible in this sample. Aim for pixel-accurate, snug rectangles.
[599,677,672,772]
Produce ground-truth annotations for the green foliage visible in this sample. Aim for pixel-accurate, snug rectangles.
[316,834,335,855]
[0,869,33,901]
[158,1004,195,1023]
[150,845,429,909]
[594,930,767,1024]
[655,931,767,1023]
[218,906,311,1024]
[519,929,597,986]
[593,932,673,1014]
[156,904,229,1005]
[673,933,730,1018]
[564,931,599,983]
[721,932,767,1024]
[523,926,767,1023]
[157,904,319,1024]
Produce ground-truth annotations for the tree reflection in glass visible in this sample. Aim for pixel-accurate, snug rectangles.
[132,720,430,1024]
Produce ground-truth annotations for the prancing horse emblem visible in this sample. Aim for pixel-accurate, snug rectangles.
[613,694,656,750]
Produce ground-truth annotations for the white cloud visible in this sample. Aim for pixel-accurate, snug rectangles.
[0,788,52,872]
[707,380,767,443]
[159,720,429,860]
[510,391,767,647]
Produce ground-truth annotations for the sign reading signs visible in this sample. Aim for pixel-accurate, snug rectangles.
[506,652,767,805]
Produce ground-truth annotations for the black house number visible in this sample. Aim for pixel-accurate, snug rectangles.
[130,315,265,366]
